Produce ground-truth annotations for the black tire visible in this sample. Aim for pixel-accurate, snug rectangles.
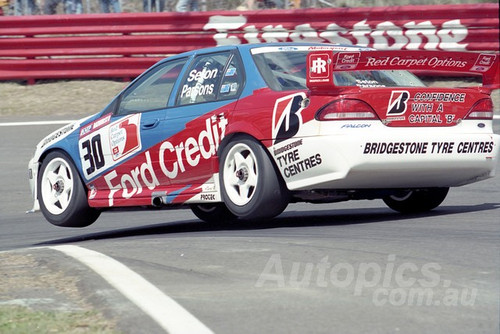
[219,137,289,221]
[383,188,449,214]
[190,203,236,224]
[38,151,100,227]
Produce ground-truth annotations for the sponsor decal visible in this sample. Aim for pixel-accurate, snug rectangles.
[272,138,323,178]
[276,149,322,178]
[88,184,97,200]
[273,138,303,156]
[363,141,494,155]
[307,46,359,52]
[408,114,442,124]
[386,91,465,124]
[387,91,410,116]
[272,93,306,145]
[273,139,323,178]
[413,92,465,103]
[40,123,75,149]
[225,67,237,76]
[104,151,160,202]
[278,46,299,51]
[109,114,141,161]
[181,67,219,101]
[340,124,371,129]
[158,115,227,179]
[200,194,216,201]
[102,114,227,206]
[355,79,385,88]
[365,56,467,69]
[308,53,331,83]
[334,52,360,70]
[220,84,230,94]
[471,54,497,72]
[80,114,111,138]
[79,114,142,180]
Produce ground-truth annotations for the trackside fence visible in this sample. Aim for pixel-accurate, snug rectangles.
[0,3,498,83]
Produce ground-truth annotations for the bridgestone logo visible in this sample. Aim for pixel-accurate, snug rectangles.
[387,91,410,116]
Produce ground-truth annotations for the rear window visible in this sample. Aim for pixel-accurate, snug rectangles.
[252,49,425,91]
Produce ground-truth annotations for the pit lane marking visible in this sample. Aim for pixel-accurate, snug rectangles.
[48,245,213,334]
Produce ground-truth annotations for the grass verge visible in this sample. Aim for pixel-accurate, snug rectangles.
[0,306,118,333]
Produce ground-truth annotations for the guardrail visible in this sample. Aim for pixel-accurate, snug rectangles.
[0,3,498,84]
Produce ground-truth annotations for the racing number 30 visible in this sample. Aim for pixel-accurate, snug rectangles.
[81,134,105,175]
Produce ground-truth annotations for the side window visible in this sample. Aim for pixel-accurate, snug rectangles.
[177,52,231,106]
[116,58,186,115]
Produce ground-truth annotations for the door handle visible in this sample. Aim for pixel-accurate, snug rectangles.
[141,118,160,130]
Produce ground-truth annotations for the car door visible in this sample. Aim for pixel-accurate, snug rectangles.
[161,50,245,194]
[81,57,189,207]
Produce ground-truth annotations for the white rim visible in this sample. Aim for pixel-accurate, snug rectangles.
[40,157,74,215]
[223,143,258,206]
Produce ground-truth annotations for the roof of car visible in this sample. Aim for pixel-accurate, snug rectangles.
[160,42,371,63]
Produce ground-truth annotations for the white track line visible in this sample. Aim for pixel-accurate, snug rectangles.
[48,245,213,334]
[0,120,77,127]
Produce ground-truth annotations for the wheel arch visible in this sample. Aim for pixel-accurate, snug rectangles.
[38,147,82,178]
[36,147,89,198]
[219,118,267,148]
[217,131,289,192]
[36,149,101,227]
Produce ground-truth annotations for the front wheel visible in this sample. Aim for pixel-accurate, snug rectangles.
[38,151,100,227]
[219,137,289,221]
[383,188,449,214]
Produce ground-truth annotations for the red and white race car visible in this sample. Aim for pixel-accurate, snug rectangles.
[28,43,500,227]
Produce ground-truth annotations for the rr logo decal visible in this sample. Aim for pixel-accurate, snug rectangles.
[272,93,306,145]
[309,53,330,80]
[387,90,410,115]
[311,57,327,74]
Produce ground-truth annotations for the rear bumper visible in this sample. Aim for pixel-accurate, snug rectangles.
[270,125,499,191]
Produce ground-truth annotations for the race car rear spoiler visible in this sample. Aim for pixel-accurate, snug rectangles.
[306,50,499,93]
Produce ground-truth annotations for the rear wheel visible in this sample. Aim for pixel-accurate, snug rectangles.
[190,203,236,224]
[383,188,449,214]
[38,151,100,227]
[220,137,289,221]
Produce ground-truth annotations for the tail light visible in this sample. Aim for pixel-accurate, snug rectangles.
[316,99,378,121]
[465,99,494,120]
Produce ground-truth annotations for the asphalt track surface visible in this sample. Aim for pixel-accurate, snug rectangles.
[0,115,499,334]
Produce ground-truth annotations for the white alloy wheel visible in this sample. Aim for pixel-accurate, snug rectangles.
[38,151,100,227]
[219,137,289,221]
[222,143,259,206]
[40,157,74,215]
